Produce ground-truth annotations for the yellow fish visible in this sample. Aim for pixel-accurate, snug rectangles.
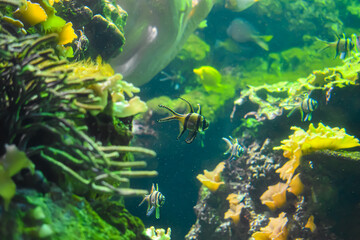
[193,66,222,92]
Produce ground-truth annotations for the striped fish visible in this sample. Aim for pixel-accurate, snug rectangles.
[300,97,318,121]
[222,136,244,161]
[317,33,356,59]
[138,183,165,219]
[158,97,209,144]
[287,97,318,121]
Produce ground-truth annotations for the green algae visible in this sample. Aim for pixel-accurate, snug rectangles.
[177,34,210,61]
[0,187,148,240]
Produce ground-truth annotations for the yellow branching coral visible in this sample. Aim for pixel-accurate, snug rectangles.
[196,162,225,192]
[252,212,288,240]
[274,123,360,181]
[260,182,288,211]
[224,193,245,224]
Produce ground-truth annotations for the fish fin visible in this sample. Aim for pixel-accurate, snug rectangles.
[177,122,186,140]
[157,115,179,123]
[151,183,155,193]
[146,206,156,216]
[197,104,201,115]
[179,97,194,113]
[138,196,147,207]
[340,51,346,59]
[155,207,160,219]
[222,137,232,154]
[318,45,330,53]
[304,113,312,121]
[158,104,182,116]
[286,107,298,118]
[315,37,331,52]
[185,130,198,144]
[259,35,273,42]
[300,109,305,122]
[253,36,269,51]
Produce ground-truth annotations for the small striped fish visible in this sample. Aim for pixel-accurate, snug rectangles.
[317,33,357,59]
[158,97,209,144]
[138,183,165,219]
[222,136,244,161]
[287,97,318,121]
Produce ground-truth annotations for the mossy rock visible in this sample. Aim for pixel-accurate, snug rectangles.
[300,150,360,240]
[0,187,148,240]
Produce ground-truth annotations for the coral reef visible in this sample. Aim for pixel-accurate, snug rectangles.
[145,226,171,240]
[53,0,127,59]
[0,31,156,197]
[274,123,360,182]
[0,186,149,239]
[233,53,360,121]
[251,212,288,240]
[186,139,280,240]
[0,9,156,238]
[187,121,360,240]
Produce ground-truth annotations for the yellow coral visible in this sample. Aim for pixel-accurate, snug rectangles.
[58,22,77,45]
[305,215,316,233]
[14,1,48,26]
[288,173,304,196]
[224,193,245,224]
[260,182,288,211]
[252,212,288,240]
[196,162,225,192]
[274,123,360,181]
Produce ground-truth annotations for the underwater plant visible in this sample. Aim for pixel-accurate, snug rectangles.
[0,22,157,206]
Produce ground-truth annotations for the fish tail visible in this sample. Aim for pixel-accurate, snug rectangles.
[259,35,273,42]
[155,207,160,219]
[315,37,331,52]
[254,37,269,51]
[146,206,156,216]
